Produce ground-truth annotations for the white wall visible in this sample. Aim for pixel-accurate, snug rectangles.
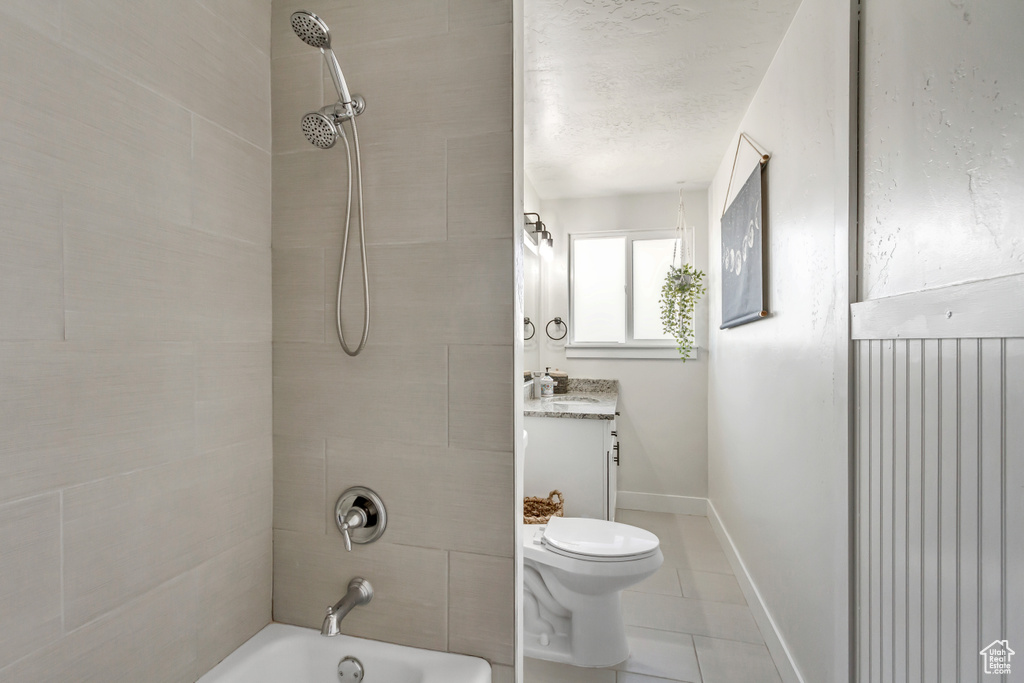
[536,191,709,500]
[706,0,853,679]
[861,0,1024,299]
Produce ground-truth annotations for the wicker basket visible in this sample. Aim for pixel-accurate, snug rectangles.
[524,490,564,524]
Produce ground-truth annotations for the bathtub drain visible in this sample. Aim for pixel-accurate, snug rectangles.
[337,656,364,681]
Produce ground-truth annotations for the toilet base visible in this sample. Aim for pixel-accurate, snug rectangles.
[523,631,573,665]
[524,633,630,669]
[523,562,631,667]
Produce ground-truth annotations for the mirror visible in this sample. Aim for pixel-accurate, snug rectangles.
[523,227,541,375]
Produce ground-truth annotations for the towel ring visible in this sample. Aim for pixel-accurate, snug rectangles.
[546,317,567,341]
[524,317,536,341]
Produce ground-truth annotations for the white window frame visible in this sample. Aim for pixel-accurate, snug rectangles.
[567,230,695,360]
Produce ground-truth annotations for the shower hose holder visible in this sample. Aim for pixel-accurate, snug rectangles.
[323,95,366,123]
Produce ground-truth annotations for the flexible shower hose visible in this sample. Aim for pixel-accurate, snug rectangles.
[336,114,369,356]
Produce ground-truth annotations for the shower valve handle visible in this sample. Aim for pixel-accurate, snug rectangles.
[338,507,368,552]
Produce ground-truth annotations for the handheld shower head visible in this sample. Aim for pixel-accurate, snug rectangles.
[302,111,339,149]
[290,10,330,49]
[291,10,354,106]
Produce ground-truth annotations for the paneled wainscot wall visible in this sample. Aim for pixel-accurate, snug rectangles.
[853,278,1024,683]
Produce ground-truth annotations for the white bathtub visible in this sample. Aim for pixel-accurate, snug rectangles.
[197,623,491,683]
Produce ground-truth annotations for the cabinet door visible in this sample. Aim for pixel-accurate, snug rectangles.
[605,420,617,521]
[524,417,607,519]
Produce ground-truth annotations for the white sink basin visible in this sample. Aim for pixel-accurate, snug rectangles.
[547,396,600,404]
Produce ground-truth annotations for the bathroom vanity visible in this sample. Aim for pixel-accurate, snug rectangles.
[524,380,618,520]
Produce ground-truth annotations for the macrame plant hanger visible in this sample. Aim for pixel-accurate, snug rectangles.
[672,188,693,286]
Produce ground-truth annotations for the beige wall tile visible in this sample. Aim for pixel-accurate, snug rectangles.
[359,133,448,245]
[324,25,512,140]
[328,240,513,346]
[198,0,272,56]
[449,0,512,30]
[449,345,514,451]
[447,132,515,241]
[275,138,443,249]
[449,552,515,665]
[273,248,326,343]
[195,532,273,676]
[192,117,272,247]
[272,149,353,250]
[191,232,273,342]
[0,573,198,683]
[490,663,516,683]
[0,342,195,505]
[0,1,60,40]
[196,343,273,453]
[271,0,448,61]
[0,136,63,341]
[63,438,272,629]
[326,438,514,557]
[272,53,324,155]
[61,0,271,150]
[0,1,273,678]
[0,494,61,670]
[0,22,64,341]
[59,50,193,228]
[0,11,64,104]
[63,190,195,342]
[273,529,448,651]
[274,435,326,534]
[273,342,448,444]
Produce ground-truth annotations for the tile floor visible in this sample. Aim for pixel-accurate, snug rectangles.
[524,510,783,683]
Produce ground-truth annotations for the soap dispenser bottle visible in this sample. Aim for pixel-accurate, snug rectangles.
[540,368,555,397]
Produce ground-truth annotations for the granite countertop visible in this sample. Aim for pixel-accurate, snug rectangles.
[524,378,618,420]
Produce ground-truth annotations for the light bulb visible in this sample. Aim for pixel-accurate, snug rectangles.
[540,239,553,260]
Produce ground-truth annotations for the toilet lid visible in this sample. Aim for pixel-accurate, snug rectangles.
[542,516,660,559]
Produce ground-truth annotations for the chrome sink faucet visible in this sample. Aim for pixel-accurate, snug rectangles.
[321,578,373,637]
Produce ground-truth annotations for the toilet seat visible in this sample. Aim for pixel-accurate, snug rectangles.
[540,517,660,562]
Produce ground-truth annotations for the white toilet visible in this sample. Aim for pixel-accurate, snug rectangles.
[522,516,663,667]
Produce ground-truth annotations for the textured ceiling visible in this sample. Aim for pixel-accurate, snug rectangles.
[525,0,802,199]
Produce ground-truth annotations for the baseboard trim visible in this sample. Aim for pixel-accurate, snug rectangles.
[707,501,805,683]
[616,491,708,516]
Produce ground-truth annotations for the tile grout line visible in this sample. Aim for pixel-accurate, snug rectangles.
[59,489,65,634]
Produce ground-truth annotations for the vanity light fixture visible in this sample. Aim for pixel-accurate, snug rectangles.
[525,212,554,259]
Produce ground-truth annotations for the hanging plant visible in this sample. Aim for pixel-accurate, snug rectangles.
[659,263,706,360]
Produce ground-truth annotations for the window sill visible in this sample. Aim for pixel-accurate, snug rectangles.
[564,344,699,360]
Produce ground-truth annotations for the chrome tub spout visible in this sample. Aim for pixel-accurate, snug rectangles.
[321,578,373,637]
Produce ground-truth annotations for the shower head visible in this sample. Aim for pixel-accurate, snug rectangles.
[302,111,339,149]
[290,10,331,49]
[291,10,354,107]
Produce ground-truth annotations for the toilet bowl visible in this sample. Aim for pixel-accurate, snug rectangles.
[522,516,663,667]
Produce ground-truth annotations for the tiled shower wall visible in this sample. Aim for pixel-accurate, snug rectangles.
[269,0,516,675]
[0,2,273,681]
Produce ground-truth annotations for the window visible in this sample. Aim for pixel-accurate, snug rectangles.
[569,231,689,359]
